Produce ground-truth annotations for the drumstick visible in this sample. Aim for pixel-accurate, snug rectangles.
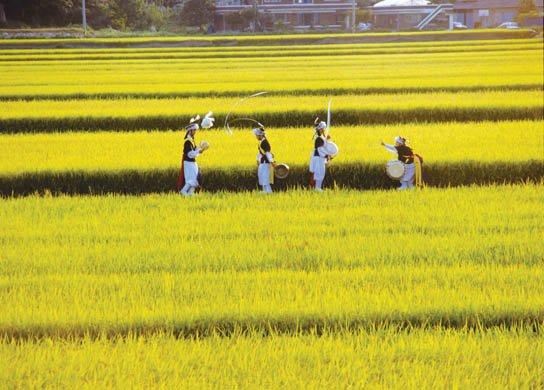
[224,92,267,135]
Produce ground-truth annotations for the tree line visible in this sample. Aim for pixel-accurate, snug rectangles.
[0,0,215,31]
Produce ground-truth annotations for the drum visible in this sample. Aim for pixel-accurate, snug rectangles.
[274,163,289,179]
[386,159,405,180]
[323,141,339,157]
[199,141,210,151]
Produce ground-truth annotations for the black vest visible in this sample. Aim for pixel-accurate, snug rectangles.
[258,138,272,163]
[183,137,197,162]
[314,136,325,157]
[395,144,414,164]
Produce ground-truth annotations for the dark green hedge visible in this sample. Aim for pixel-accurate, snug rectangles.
[1,45,539,62]
[2,161,542,197]
[2,311,542,341]
[0,29,535,50]
[0,84,539,102]
[2,106,542,133]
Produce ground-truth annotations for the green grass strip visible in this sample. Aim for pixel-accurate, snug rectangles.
[1,44,541,62]
[0,29,535,49]
[1,38,540,55]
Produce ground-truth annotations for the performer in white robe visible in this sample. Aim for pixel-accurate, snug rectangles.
[309,120,331,192]
[178,122,205,196]
[253,127,274,194]
[381,136,415,190]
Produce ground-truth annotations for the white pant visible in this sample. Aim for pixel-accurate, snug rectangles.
[399,163,415,190]
[258,163,271,186]
[309,155,326,181]
[183,161,199,187]
[180,184,195,195]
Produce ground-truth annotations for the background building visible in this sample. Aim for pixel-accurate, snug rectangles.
[454,0,544,28]
[214,0,358,31]
[371,0,454,30]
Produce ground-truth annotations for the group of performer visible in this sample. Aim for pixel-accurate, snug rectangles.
[177,115,422,196]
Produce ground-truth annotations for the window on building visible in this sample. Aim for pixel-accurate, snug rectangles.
[297,13,316,25]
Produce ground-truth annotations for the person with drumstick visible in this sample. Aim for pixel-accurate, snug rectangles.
[381,136,416,190]
[253,126,275,194]
[177,113,213,196]
[310,119,332,192]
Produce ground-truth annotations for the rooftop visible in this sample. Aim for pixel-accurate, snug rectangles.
[373,0,431,6]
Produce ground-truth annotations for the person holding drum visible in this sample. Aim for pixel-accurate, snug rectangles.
[381,136,416,190]
[177,114,212,196]
[254,126,275,194]
[310,119,333,192]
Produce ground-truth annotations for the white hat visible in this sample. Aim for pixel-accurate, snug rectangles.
[314,117,326,131]
[252,127,265,136]
[315,121,326,131]
[186,115,200,131]
[395,136,405,145]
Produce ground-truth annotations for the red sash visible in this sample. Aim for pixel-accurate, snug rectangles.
[176,159,184,191]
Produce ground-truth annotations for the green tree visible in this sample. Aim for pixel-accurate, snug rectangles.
[240,6,256,29]
[518,0,538,13]
[0,0,114,28]
[356,8,372,24]
[179,0,215,32]
[516,0,542,26]
[108,0,152,30]
[0,2,6,24]
[0,0,73,26]
[67,0,110,29]
[147,3,170,31]
[225,11,244,30]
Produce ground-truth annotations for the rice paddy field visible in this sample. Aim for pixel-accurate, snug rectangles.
[0,32,543,388]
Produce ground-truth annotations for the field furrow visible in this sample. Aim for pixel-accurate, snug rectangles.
[1,329,542,389]
[1,185,543,338]
[0,91,542,133]
[0,45,540,100]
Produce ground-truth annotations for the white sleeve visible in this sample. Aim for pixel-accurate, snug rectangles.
[266,152,274,163]
[317,146,328,158]
[188,148,201,159]
[384,144,397,153]
[257,152,261,162]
